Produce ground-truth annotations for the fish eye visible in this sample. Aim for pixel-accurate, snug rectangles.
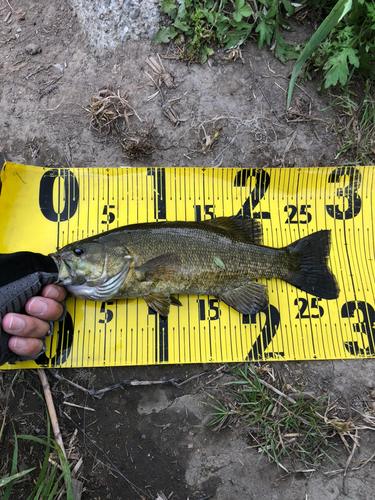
[73,246,85,256]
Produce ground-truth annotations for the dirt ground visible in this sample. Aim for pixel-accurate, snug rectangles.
[1,1,375,499]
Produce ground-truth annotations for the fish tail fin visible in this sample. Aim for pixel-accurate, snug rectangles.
[283,230,339,300]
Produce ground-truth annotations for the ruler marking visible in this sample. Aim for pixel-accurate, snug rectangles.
[322,167,341,358]
[313,167,327,358]
[355,170,375,355]
[174,168,177,221]
[126,300,129,364]
[273,169,289,360]
[95,168,99,235]
[116,169,120,228]
[303,168,317,358]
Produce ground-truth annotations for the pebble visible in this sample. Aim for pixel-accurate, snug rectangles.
[25,43,42,55]
[130,8,140,19]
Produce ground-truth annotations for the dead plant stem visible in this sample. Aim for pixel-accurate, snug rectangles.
[38,369,67,459]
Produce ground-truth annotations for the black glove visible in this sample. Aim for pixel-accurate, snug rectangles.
[0,252,59,366]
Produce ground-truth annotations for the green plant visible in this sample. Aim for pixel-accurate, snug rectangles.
[0,431,35,497]
[0,416,74,500]
[153,0,300,63]
[288,0,375,105]
[330,81,375,164]
[205,364,346,467]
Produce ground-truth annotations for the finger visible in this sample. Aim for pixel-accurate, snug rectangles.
[2,313,51,338]
[25,296,64,321]
[41,284,67,302]
[8,336,44,358]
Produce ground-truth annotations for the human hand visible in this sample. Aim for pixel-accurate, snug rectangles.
[2,284,67,359]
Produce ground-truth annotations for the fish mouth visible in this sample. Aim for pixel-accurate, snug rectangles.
[49,252,77,286]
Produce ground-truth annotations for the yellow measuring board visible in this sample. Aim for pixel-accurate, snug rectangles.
[0,162,374,369]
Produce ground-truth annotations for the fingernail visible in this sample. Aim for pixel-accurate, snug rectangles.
[28,297,47,315]
[9,316,25,331]
[44,287,59,299]
[13,337,27,349]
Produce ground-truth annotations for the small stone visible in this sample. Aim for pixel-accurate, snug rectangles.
[25,43,41,55]
[130,8,140,19]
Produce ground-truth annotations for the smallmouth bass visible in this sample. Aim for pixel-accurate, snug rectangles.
[50,217,339,316]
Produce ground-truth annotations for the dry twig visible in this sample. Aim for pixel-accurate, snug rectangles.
[5,0,25,16]
[38,369,66,457]
[163,105,187,127]
[146,55,174,89]
[286,109,331,125]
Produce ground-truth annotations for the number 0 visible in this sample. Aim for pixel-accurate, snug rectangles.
[39,169,79,222]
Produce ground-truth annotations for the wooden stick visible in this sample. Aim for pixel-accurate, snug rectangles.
[38,369,67,459]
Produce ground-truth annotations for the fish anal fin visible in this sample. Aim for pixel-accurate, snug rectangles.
[170,295,182,306]
[144,292,172,316]
[136,253,181,281]
[205,216,263,244]
[218,282,268,315]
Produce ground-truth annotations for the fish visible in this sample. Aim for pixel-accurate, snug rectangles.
[50,217,339,317]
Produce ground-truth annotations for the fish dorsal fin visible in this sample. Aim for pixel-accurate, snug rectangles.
[136,253,181,281]
[217,281,268,315]
[205,217,263,244]
[144,292,172,316]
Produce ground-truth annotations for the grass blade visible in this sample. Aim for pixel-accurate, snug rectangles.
[26,412,51,500]
[48,469,67,500]
[0,468,35,488]
[287,0,353,107]
[2,427,19,500]
[53,442,74,500]
[41,463,59,498]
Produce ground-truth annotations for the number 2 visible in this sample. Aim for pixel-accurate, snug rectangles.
[234,169,271,219]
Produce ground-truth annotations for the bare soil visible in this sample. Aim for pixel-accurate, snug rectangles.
[1,1,375,500]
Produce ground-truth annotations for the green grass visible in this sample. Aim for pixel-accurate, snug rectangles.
[205,364,345,467]
[329,81,375,164]
[0,415,74,500]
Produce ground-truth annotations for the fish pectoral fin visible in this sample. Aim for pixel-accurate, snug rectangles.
[144,292,172,316]
[136,253,181,281]
[218,282,268,315]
